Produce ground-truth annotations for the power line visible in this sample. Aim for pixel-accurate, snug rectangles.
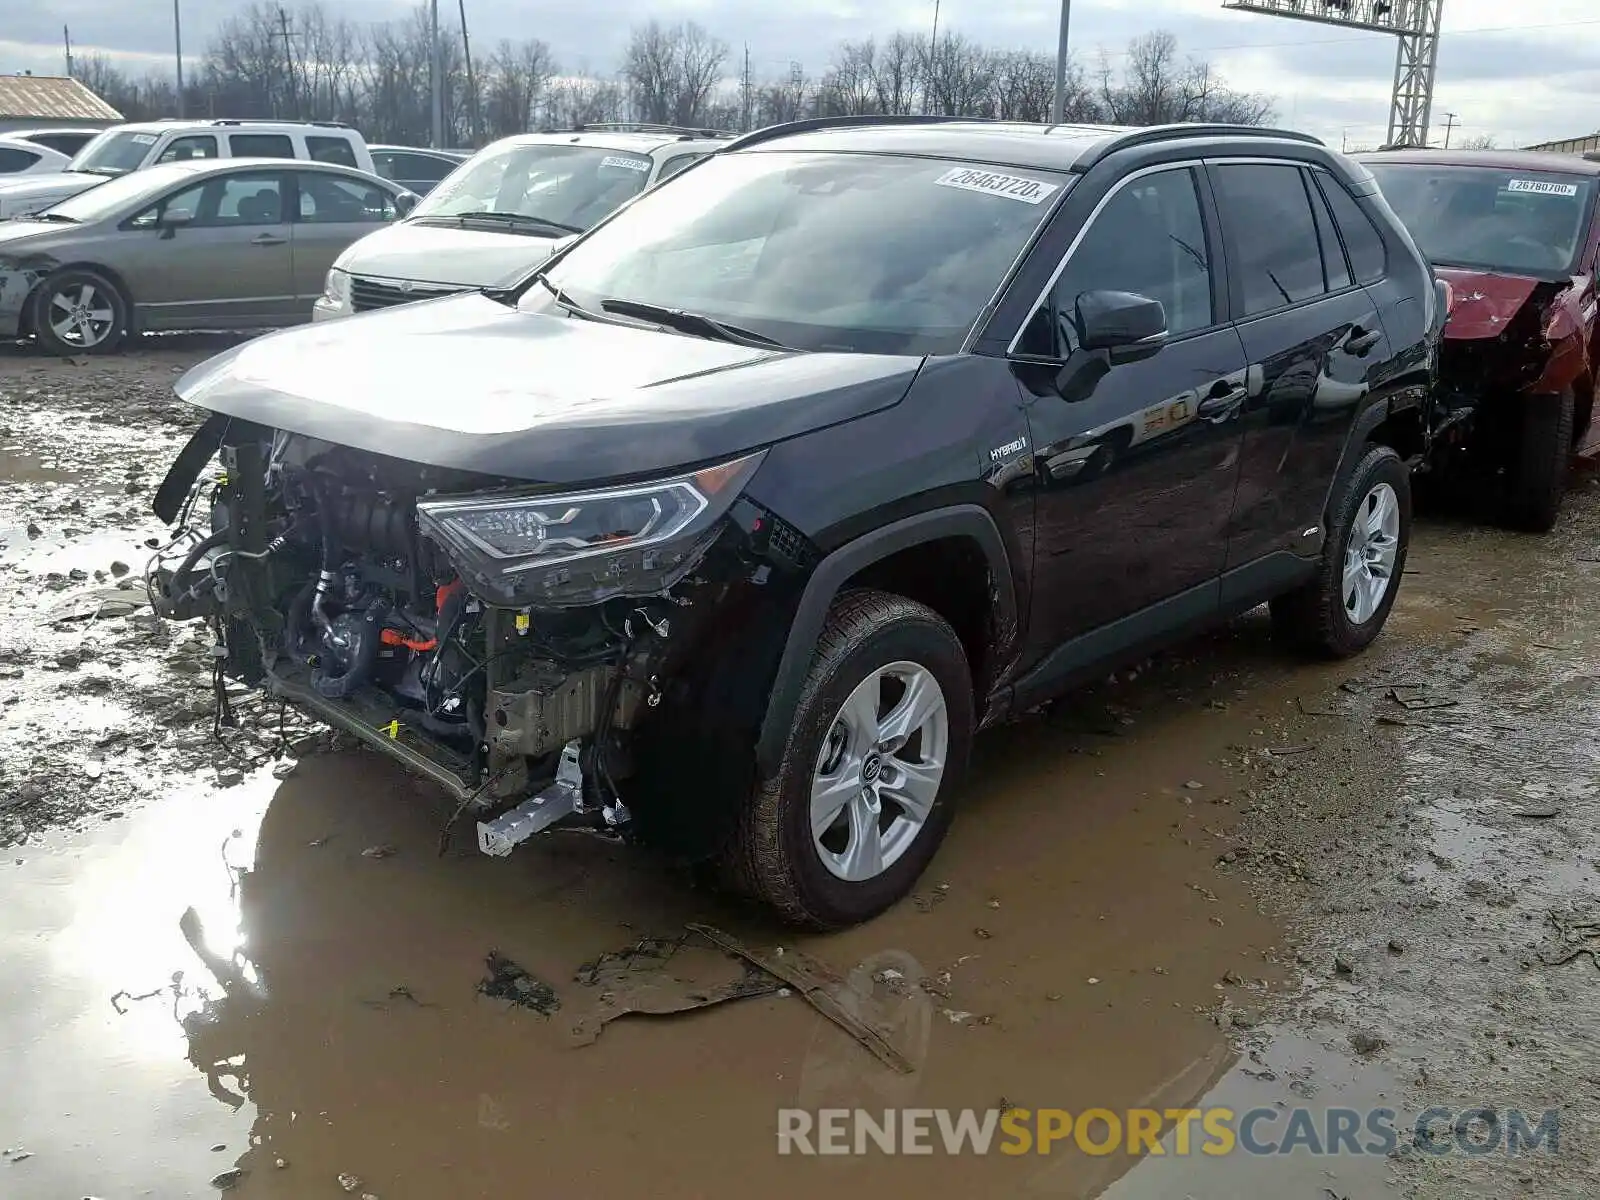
[1107,15,1600,62]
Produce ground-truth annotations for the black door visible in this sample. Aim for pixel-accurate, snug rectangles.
[1208,160,1394,575]
[1010,165,1250,660]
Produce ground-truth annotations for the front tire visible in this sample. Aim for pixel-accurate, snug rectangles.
[31,268,130,356]
[1271,443,1410,658]
[1504,388,1574,533]
[723,589,974,929]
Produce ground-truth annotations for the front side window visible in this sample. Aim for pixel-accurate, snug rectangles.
[131,173,287,228]
[655,154,704,184]
[1365,162,1594,276]
[155,135,219,164]
[413,142,668,231]
[229,133,295,160]
[306,136,358,167]
[391,153,456,184]
[528,151,1070,355]
[296,172,395,223]
[1018,167,1214,358]
[1212,162,1328,317]
[69,130,161,176]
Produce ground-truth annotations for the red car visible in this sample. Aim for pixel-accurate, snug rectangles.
[1358,149,1599,530]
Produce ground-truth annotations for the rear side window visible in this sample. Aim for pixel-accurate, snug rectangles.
[1308,176,1353,292]
[1316,175,1388,283]
[25,132,92,156]
[307,136,358,167]
[0,147,41,172]
[1212,162,1327,317]
[229,133,296,159]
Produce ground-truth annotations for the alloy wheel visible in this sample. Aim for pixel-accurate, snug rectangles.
[47,282,116,350]
[1342,481,1400,624]
[810,661,948,883]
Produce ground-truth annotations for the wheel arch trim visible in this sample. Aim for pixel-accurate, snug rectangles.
[754,504,1016,775]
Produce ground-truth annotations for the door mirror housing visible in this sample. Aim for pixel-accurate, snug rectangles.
[159,206,194,240]
[395,191,418,218]
[1074,290,1168,365]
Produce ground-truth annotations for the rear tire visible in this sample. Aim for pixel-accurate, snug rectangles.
[30,268,130,356]
[1504,388,1574,533]
[721,589,974,929]
[1271,443,1410,658]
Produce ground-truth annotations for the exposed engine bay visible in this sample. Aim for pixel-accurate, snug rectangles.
[148,417,793,857]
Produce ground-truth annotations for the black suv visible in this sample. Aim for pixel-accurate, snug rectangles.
[151,117,1438,928]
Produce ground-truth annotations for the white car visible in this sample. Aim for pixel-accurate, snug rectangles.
[314,124,727,320]
[0,119,375,220]
[0,135,71,175]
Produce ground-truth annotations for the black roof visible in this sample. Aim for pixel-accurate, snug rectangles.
[723,116,1325,174]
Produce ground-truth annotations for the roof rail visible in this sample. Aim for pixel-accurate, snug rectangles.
[153,117,355,130]
[572,121,730,139]
[1070,122,1324,171]
[719,112,983,153]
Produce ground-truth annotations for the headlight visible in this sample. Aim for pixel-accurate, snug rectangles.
[417,451,766,608]
[322,267,351,306]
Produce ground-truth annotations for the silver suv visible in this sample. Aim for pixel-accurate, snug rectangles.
[314,124,728,320]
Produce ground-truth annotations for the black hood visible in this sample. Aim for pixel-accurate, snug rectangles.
[175,294,924,484]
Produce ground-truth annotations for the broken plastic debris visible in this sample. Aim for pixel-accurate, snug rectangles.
[210,1168,246,1190]
[478,951,560,1015]
[568,935,779,1046]
[361,845,396,859]
[338,1173,362,1193]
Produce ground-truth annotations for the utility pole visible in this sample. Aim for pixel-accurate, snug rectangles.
[741,44,752,133]
[924,0,941,115]
[1440,110,1458,148]
[1051,0,1072,124]
[458,0,477,146]
[428,0,444,148]
[173,0,185,118]
[276,7,299,119]
[63,26,74,78]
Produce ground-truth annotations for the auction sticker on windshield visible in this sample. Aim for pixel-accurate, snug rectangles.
[935,167,1060,204]
[601,156,652,173]
[1506,178,1579,197]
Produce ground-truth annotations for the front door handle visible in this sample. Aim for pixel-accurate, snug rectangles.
[1196,382,1248,420]
[251,233,286,246]
[1342,325,1382,356]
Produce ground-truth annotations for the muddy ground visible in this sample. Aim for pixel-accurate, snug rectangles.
[1,337,1598,1199]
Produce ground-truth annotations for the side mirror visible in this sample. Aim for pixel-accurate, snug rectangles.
[1074,290,1168,365]
[159,206,194,240]
[395,191,418,218]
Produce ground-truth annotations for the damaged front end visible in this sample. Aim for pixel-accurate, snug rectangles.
[148,416,791,856]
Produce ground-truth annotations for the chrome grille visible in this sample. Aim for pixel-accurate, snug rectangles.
[349,276,464,312]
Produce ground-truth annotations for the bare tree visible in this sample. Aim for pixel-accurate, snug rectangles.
[925,34,997,117]
[819,39,881,116]
[1457,133,1498,150]
[543,77,624,129]
[755,62,813,127]
[483,38,557,139]
[874,32,926,116]
[624,21,729,127]
[1098,32,1272,126]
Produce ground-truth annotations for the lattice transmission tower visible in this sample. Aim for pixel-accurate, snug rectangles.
[1219,0,1446,148]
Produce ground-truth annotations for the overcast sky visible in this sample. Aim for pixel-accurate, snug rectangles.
[4,0,1599,148]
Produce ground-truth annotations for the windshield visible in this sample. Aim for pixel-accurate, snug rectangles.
[69,129,160,177]
[527,151,1070,355]
[42,164,195,222]
[1367,163,1596,276]
[410,142,655,229]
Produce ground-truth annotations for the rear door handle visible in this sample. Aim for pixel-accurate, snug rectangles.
[251,233,286,246]
[1342,326,1382,356]
[1196,382,1248,420]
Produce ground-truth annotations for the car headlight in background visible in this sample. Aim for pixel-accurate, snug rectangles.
[417,451,767,608]
[322,267,351,308]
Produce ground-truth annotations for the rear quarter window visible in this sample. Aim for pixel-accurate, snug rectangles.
[307,136,359,168]
[1316,174,1388,283]
[0,147,41,172]
[229,133,296,159]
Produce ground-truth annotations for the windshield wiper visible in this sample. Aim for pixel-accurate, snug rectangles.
[430,210,584,235]
[599,299,793,350]
[27,213,79,223]
[530,273,595,316]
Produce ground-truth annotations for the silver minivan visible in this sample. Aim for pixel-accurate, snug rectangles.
[314,125,726,320]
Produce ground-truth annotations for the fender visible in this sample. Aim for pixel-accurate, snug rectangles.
[753,504,1017,774]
